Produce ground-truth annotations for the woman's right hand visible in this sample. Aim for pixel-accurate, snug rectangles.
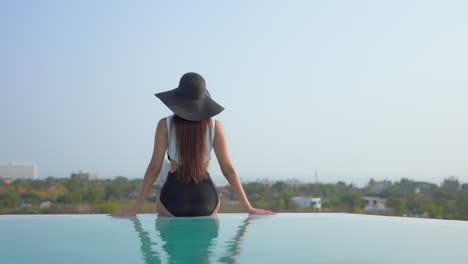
[247,207,277,215]
[108,208,138,217]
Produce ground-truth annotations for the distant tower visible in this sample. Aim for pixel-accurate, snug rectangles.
[315,169,318,183]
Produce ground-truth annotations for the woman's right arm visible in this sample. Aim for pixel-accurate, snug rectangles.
[109,118,168,217]
[213,120,277,215]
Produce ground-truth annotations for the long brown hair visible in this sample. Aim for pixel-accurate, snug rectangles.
[170,114,213,184]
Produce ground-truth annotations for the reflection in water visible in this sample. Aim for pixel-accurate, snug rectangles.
[156,216,219,263]
[128,215,261,264]
[218,216,257,264]
[131,217,162,264]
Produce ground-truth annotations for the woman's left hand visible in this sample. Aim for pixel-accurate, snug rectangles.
[247,207,278,215]
[109,208,138,217]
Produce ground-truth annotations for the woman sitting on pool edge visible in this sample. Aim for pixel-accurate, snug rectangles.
[110,72,276,217]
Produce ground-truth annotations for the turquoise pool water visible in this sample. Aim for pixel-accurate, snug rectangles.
[1,213,467,263]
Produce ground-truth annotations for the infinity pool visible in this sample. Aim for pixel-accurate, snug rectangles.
[1,213,467,264]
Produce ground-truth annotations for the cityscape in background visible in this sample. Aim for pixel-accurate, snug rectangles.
[1,160,462,187]
[1,160,467,221]
[0,161,98,181]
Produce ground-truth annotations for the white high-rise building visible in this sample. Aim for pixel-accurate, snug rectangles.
[292,196,322,209]
[0,162,37,180]
[71,169,99,180]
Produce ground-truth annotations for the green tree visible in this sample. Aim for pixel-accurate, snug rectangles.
[461,183,468,195]
[0,191,20,207]
[441,176,460,193]
[20,192,41,202]
[426,204,444,219]
[99,202,120,213]
[455,197,468,220]
[340,192,365,212]
[85,186,105,204]
[386,197,407,215]
[407,196,429,214]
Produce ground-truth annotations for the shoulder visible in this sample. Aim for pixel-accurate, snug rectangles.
[214,119,225,134]
[157,117,167,127]
[156,117,168,135]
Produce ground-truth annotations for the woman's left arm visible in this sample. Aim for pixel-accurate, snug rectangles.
[110,118,168,217]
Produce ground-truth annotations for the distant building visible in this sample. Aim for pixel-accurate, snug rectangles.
[39,201,53,209]
[371,181,392,193]
[2,179,13,184]
[292,196,321,209]
[417,193,431,199]
[414,182,437,194]
[128,189,139,199]
[128,188,159,201]
[362,196,388,212]
[220,188,232,197]
[71,169,99,180]
[0,162,37,180]
[19,198,34,208]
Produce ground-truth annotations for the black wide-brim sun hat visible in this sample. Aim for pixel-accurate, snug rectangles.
[154,72,225,121]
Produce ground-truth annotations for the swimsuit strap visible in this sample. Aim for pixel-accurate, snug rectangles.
[211,117,216,147]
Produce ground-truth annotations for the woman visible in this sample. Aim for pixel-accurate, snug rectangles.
[110,72,276,217]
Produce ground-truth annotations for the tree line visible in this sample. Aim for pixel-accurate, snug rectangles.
[1,176,468,220]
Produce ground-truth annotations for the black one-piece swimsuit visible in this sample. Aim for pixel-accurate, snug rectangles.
[159,153,219,217]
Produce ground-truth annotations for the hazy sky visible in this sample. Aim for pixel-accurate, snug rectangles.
[1,1,467,187]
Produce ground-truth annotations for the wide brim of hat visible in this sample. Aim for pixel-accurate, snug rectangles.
[154,88,225,121]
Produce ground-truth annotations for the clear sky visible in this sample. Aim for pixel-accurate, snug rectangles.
[1,0,467,187]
